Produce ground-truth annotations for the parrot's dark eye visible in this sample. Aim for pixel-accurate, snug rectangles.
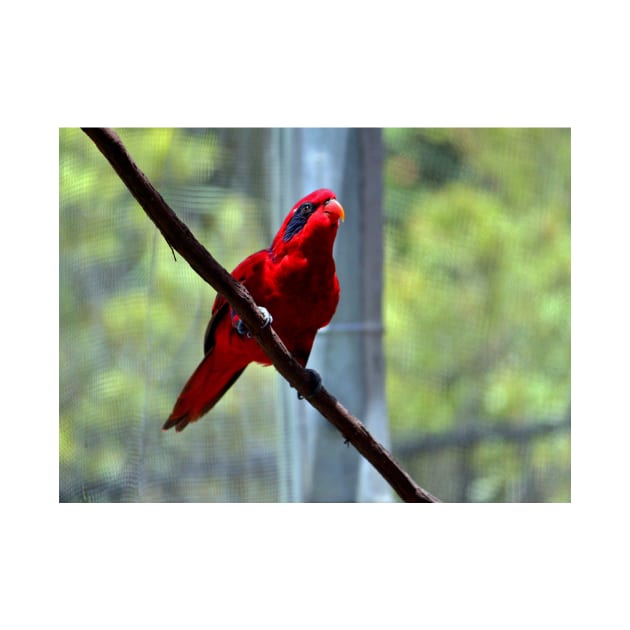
[284,202,316,242]
[298,202,314,216]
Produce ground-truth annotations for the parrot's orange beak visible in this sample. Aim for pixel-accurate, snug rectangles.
[324,198,345,222]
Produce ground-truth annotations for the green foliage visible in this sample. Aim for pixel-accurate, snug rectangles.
[383,128,570,499]
[59,128,275,502]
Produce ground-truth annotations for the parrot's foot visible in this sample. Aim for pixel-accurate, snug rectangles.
[297,368,323,401]
[235,306,273,338]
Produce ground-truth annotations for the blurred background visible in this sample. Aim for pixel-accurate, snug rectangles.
[59,128,570,502]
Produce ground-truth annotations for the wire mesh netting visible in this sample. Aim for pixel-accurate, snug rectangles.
[60,129,282,501]
[59,128,570,502]
[383,129,570,501]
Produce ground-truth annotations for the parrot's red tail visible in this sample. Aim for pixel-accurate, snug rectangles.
[163,353,246,432]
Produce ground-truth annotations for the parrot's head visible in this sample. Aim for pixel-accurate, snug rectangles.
[280,189,345,244]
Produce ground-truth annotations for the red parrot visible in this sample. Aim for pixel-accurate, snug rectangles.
[163,188,345,432]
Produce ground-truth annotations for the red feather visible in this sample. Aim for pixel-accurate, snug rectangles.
[163,189,344,432]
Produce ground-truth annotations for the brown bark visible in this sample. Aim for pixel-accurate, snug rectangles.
[81,127,440,503]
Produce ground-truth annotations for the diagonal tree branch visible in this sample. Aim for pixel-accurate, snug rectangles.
[81,127,440,503]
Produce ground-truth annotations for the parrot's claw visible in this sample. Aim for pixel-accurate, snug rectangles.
[235,320,248,336]
[258,306,273,328]
[297,368,323,400]
[235,306,273,338]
